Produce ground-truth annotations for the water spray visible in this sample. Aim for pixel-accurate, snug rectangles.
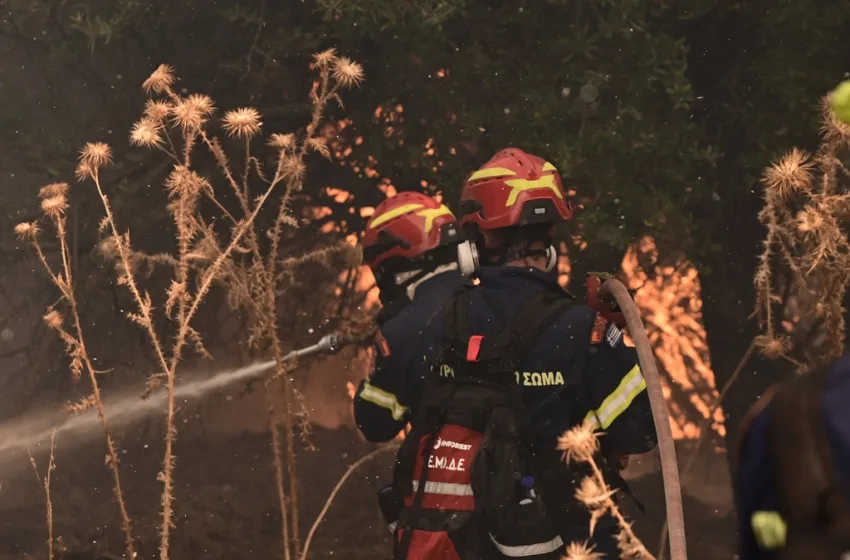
[0,326,372,467]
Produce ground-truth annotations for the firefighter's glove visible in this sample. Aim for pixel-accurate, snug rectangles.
[751,511,787,550]
[585,272,627,328]
[343,319,378,346]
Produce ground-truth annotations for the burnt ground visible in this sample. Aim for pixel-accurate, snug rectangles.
[0,427,736,560]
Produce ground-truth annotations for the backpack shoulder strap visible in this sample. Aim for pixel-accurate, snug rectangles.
[438,285,573,376]
[473,288,573,365]
[502,288,573,361]
[439,284,474,355]
[767,366,850,534]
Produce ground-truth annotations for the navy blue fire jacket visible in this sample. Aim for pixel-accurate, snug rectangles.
[354,265,657,458]
[736,354,850,559]
[354,268,465,442]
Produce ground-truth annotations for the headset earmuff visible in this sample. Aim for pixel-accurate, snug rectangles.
[457,241,479,276]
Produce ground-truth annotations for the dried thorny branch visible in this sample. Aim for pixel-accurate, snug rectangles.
[754,96,850,370]
[15,52,363,560]
[17,184,136,557]
[558,422,655,560]
[299,443,400,560]
[28,430,57,560]
[128,54,361,559]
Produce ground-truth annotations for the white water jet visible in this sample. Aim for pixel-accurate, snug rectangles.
[0,359,276,469]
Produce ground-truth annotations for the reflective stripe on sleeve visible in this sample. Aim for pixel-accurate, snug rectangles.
[584,364,647,431]
[488,534,565,557]
[359,381,409,421]
[411,480,474,496]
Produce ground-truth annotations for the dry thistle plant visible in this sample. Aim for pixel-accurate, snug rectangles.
[18,51,363,560]
[557,422,655,560]
[27,430,58,560]
[754,95,850,369]
[16,183,137,557]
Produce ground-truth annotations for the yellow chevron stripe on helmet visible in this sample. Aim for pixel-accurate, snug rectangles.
[368,203,424,229]
[416,205,454,233]
[503,174,563,207]
[467,167,517,182]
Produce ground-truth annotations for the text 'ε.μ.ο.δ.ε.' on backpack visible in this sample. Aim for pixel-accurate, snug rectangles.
[766,365,850,560]
[391,284,573,560]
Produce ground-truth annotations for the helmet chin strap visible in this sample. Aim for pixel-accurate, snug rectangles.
[377,261,459,320]
[481,245,558,272]
[517,246,557,272]
[402,262,458,299]
[544,245,558,272]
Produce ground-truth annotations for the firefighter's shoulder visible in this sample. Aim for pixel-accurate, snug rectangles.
[372,304,437,361]
[542,303,604,344]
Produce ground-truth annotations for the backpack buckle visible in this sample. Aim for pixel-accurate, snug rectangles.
[466,335,484,362]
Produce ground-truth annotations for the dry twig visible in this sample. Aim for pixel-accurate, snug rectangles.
[27,430,57,560]
[18,181,136,557]
[558,422,656,560]
[299,443,399,560]
[754,96,850,370]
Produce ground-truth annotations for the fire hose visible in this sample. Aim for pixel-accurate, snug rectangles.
[601,278,687,560]
[282,280,687,560]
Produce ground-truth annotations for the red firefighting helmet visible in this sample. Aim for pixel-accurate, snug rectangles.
[459,147,573,238]
[361,191,462,270]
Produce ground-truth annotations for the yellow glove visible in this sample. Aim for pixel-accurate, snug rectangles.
[751,511,787,550]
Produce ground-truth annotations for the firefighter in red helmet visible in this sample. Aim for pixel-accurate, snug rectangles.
[354,191,466,442]
[384,149,657,559]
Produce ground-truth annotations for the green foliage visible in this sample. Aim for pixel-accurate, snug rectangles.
[318,0,467,28]
[319,0,721,257]
[69,0,149,52]
[3,0,850,270]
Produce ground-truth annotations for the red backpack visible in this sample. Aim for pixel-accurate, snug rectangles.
[391,286,573,559]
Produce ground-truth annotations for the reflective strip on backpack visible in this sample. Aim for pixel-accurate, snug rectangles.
[488,533,565,557]
[411,480,474,496]
[584,364,647,431]
[359,381,409,420]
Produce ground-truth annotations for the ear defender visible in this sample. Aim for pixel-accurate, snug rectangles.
[544,245,558,273]
[457,241,480,276]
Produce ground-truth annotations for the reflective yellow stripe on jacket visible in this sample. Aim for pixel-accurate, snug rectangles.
[584,365,647,430]
[359,381,409,421]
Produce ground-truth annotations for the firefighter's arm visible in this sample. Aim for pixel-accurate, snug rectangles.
[736,401,786,555]
[352,328,411,443]
[582,313,657,456]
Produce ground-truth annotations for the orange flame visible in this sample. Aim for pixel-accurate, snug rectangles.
[622,237,724,439]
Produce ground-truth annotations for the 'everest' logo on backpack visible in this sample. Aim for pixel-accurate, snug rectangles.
[433,437,473,451]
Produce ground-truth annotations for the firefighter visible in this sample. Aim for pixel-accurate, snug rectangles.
[736,354,850,559]
[352,191,466,443]
[384,148,658,559]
